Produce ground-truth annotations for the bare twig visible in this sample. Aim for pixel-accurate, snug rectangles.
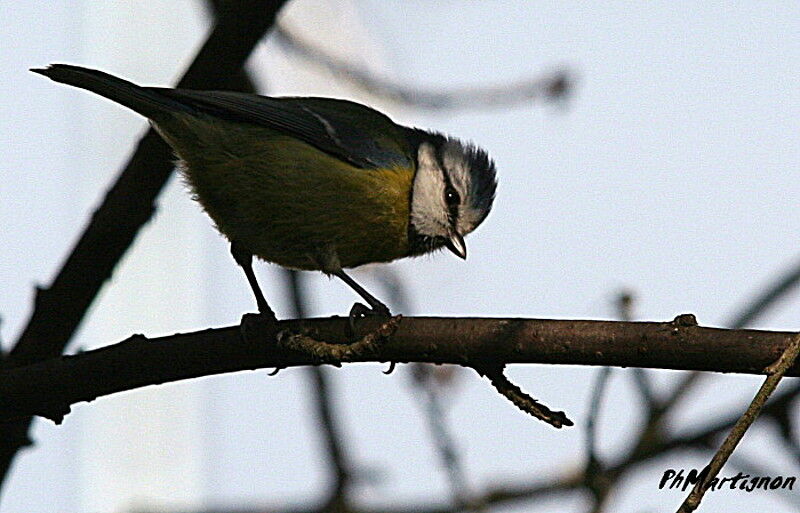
[474,362,567,428]
[677,331,800,512]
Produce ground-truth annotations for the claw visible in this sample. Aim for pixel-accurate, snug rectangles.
[382,361,396,375]
[346,302,391,338]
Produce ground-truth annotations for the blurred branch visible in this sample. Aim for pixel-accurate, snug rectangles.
[135,474,584,513]
[285,270,354,513]
[657,255,800,423]
[382,264,478,511]
[583,290,647,512]
[726,257,800,329]
[574,258,800,512]
[272,22,573,110]
[2,315,800,425]
[584,365,612,510]
[0,0,289,489]
[411,365,476,511]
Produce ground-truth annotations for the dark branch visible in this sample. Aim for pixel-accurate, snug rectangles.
[474,363,572,428]
[0,0,289,488]
[1,315,799,425]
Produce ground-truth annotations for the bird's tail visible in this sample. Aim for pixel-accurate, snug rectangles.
[31,64,192,120]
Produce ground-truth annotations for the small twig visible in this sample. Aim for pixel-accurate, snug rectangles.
[278,316,402,366]
[677,331,800,513]
[474,364,572,428]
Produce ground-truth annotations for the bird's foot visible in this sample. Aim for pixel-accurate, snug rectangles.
[347,302,391,339]
[240,306,399,373]
[241,311,278,334]
[240,312,283,374]
[346,303,396,373]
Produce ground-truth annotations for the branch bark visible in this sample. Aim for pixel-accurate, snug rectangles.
[1,315,798,425]
[0,0,289,487]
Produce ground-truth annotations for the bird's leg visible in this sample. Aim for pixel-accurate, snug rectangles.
[238,266,399,372]
[332,269,392,317]
[230,241,277,322]
[332,269,393,345]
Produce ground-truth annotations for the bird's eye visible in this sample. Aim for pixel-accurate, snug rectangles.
[445,187,460,207]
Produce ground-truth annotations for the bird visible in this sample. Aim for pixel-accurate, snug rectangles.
[32,64,497,321]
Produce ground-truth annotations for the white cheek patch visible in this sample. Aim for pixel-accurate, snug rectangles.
[411,143,450,237]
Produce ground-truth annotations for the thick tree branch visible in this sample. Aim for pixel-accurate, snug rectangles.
[0,0,289,488]
[1,315,798,425]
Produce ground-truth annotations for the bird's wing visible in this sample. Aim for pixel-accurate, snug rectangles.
[152,88,414,169]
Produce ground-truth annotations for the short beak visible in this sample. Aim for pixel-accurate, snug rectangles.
[445,232,467,260]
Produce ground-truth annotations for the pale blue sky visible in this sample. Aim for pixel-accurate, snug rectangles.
[2,1,800,512]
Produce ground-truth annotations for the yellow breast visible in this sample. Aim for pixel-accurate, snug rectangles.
[160,115,414,271]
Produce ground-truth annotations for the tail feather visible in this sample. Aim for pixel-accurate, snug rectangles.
[31,64,192,120]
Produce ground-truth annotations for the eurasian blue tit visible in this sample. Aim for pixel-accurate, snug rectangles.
[33,64,497,319]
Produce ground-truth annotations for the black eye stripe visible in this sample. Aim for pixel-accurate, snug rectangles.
[442,183,460,224]
[436,145,461,225]
[445,186,460,206]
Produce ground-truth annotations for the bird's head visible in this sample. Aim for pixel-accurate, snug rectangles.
[408,133,497,259]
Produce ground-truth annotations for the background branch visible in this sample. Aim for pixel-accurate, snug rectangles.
[677,332,800,512]
[272,22,573,110]
[0,0,289,488]
[285,270,354,513]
